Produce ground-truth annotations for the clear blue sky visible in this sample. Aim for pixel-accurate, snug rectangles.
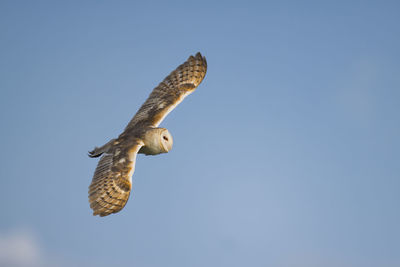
[1,1,399,266]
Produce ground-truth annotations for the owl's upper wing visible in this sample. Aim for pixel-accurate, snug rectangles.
[125,52,207,130]
[88,138,144,217]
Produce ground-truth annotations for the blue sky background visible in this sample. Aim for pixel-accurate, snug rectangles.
[1,1,399,266]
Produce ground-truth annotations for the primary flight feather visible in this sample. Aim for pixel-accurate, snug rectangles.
[88,52,207,217]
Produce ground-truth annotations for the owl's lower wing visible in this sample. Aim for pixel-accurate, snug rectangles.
[88,139,143,217]
[125,52,207,130]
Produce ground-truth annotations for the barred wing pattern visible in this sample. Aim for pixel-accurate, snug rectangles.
[125,52,207,130]
[88,138,143,217]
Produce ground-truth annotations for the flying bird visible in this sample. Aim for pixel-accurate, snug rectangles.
[88,52,207,217]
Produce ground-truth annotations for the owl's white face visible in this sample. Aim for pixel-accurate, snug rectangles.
[139,128,173,155]
[160,129,173,152]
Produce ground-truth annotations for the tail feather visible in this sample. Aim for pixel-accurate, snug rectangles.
[88,139,116,158]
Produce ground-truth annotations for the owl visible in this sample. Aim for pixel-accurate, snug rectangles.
[88,53,207,217]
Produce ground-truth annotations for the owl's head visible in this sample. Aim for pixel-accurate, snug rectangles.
[139,127,173,155]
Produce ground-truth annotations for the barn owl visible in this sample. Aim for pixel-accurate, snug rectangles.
[88,53,207,217]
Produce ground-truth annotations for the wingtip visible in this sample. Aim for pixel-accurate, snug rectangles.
[195,52,204,60]
[194,52,207,68]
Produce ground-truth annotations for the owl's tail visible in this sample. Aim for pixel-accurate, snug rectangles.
[88,139,116,158]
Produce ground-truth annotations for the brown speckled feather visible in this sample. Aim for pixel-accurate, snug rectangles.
[125,52,207,130]
[88,137,143,217]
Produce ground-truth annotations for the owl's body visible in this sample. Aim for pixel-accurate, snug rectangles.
[88,53,207,217]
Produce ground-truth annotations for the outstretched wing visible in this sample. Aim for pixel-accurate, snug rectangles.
[125,52,207,130]
[88,138,143,217]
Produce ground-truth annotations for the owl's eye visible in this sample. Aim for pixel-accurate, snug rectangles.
[163,136,169,141]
